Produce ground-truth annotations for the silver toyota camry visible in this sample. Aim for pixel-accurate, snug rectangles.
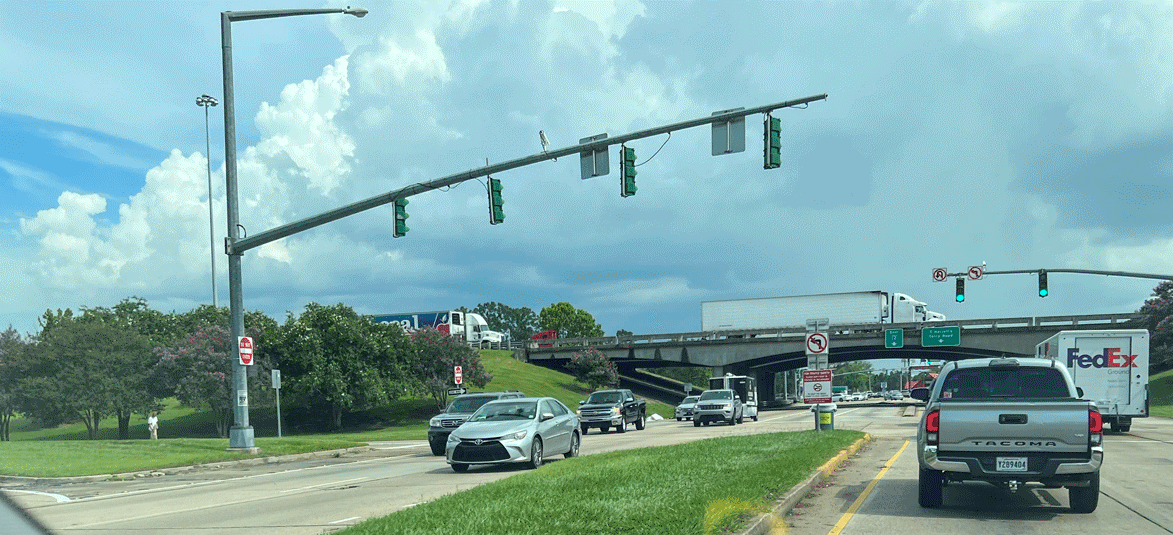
[446,397,580,472]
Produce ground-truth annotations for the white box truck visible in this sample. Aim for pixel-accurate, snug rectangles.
[700,291,936,331]
[1036,329,1148,432]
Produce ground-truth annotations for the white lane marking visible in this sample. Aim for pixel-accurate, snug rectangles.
[280,476,368,493]
[3,489,71,502]
[330,516,361,524]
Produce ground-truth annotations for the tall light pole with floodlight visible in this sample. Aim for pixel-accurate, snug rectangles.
[196,94,219,309]
[220,7,367,451]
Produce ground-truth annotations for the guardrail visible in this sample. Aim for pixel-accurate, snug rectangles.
[523,313,1143,350]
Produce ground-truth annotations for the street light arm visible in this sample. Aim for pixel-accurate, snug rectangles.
[224,7,367,22]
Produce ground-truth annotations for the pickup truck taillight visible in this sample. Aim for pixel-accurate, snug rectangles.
[1089,408,1103,447]
[925,409,939,445]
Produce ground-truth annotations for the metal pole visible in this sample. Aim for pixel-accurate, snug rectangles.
[220,7,367,452]
[221,12,252,451]
[197,95,218,308]
[276,385,282,438]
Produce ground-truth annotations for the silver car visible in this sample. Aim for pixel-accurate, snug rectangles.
[446,397,580,472]
[674,395,700,421]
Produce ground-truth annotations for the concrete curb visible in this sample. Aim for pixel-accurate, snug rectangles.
[0,445,378,487]
[735,433,873,535]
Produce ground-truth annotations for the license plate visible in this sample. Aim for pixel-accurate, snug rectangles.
[996,457,1028,472]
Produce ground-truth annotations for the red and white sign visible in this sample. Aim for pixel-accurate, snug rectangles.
[454,365,463,385]
[803,369,833,404]
[238,336,254,366]
[805,332,829,355]
[932,267,948,282]
[967,265,985,280]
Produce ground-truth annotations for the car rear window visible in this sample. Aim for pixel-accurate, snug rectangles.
[938,367,1071,400]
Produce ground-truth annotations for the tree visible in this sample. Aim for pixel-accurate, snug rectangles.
[153,324,266,438]
[616,329,633,337]
[566,348,620,390]
[267,303,411,429]
[539,302,604,339]
[473,302,539,342]
[407,327,492,409]
[1139,280,1173,373]
[0,326,25,441]
[22,315,153,439]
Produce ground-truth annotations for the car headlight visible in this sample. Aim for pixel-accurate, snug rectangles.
[429,417,442,427]
[576,409,582,416]
[504,430,528,441]
[447,433,460,445]
[611,407,621,416]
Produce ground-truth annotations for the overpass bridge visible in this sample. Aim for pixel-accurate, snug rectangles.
[517,313,1142,401]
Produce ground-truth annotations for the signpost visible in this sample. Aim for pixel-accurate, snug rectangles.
[922,326,961,347]
[237,336,254,366]
[885,328,904,349]
[271,369,282,438]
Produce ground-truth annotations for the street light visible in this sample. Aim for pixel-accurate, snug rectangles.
[220,7,367,451]
[196,94,219,308]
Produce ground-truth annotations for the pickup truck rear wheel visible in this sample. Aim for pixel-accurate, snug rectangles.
[635,413,646,430]
[1069,472,1100,513]
[918,468,943,508]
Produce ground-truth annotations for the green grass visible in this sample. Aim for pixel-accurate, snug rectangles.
[337,430,863,535]
[1151,368,1173,419]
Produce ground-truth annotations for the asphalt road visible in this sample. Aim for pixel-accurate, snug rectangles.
[782,405,1173,535]
[4,402,1171,535]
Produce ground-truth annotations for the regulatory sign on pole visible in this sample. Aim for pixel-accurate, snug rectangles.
[967,265,985,280]
[238,336,254,366]
[932,267,948,282]
[802,369,833,404]
[454,365,463,385]
[805,331,830,370]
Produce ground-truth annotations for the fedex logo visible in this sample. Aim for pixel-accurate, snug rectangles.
[1067,347,1138,369]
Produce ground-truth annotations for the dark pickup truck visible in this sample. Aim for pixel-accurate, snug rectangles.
[576,389,646,434]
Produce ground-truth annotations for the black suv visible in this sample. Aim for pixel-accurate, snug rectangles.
[427,391,525,455]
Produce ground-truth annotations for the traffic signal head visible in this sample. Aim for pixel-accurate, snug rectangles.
[955,278,965,302]
[1038,269,1048,297]
[621,145,637,197]
[393,198,409,238]
[488,177,504,225]
[764,116,781,169]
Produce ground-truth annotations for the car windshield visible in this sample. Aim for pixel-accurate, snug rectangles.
[467,401,538,421]
[447,396,495,413]
[587,392,623,404]
[699,390,732,401]
[939,368,1071,400]
[681,396,699,404]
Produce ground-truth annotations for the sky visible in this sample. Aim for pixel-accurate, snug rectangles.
[1,0,1171,342]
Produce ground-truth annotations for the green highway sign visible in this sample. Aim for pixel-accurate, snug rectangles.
[922,326,961,347]
[885,328,904,349]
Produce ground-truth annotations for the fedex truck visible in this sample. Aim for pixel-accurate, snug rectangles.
[1036,329,1148,432]
[372,310,505,348]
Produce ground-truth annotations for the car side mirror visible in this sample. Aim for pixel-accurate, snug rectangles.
[910,388,930,402]
[1076,387,1084,398]
[578,400,585,405]
[540,412,555,421]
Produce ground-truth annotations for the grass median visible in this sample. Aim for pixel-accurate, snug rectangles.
[338,429,864,535]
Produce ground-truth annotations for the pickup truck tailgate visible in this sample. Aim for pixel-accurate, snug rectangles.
[938,401,1091,454]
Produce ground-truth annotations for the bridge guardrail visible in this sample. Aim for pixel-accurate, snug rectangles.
[524,313,1143,350]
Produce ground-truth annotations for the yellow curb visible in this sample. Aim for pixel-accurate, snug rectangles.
[734,433,873,535]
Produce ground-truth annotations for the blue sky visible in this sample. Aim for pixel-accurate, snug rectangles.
[2,1,1171,340]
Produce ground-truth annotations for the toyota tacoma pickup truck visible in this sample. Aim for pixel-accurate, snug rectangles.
[577,389,646,434]
[912,357,1103,512]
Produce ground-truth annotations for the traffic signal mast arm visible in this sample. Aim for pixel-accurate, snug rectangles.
[227,93,828,255]
[943,268,1173,280]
